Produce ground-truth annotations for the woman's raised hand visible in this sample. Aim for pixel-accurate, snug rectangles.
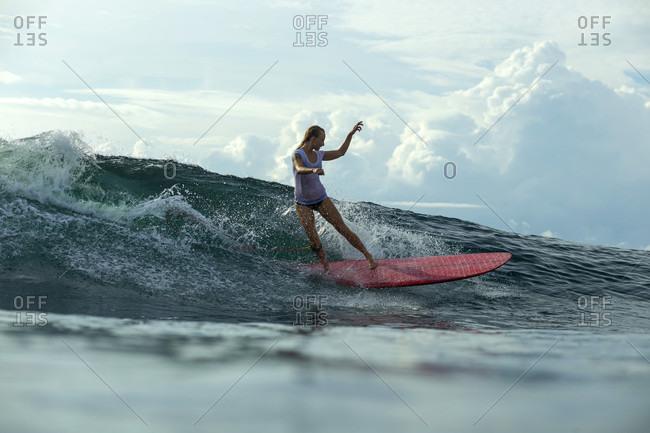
[349,121,363,136]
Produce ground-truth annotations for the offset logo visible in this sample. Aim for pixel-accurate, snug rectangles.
[578,16,611,47]
[13,295,48,327]
[14,15,48,46]
[577,295,612,327]
[293,295,328,326]
[293,15,328,47]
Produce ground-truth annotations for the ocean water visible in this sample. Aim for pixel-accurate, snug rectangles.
[1,130,649,432]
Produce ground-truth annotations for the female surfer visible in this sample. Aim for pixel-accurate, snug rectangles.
[292,121,378,272]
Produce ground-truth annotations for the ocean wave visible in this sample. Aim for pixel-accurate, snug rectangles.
[1,131,648,331]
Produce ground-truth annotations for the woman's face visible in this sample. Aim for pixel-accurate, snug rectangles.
[311,131,326,150]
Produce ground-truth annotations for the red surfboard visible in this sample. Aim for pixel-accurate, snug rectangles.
[305,252,512,288]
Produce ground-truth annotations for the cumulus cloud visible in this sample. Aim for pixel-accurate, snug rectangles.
[0,71,22,84]
[541,230,557,238]
[386,123,445,184]
[222,136,247,162]
[202,134,266,176]
[132,138,150,158]
[432,41,648,247]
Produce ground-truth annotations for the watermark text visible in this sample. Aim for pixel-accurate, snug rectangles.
[293,15,328,47]
[577,295,612,326]
[13,295,48,327]
[14,16,47,46]
[578,16,611,46]
[293,295,327,326]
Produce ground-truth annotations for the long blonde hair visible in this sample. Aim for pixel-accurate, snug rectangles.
[296,125,324,149]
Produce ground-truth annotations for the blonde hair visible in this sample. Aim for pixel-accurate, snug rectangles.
[297,125,324,149]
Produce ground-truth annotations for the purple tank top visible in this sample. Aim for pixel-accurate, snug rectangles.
[293,148,327,205]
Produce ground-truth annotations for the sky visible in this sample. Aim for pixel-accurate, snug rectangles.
[1,0,649,250]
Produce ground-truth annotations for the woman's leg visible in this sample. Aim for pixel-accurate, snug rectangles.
[317,198,378,269]
[295,203,329,272]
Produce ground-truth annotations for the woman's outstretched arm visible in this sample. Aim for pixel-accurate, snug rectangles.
[323,121,363,161]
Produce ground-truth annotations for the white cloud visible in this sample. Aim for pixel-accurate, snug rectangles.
[223,136,247,162]
[459,43,649,246]
[541,230,557,238]
[132,138,150,158]
[368,40,648,248]
[0,71,22,84]
[386,122,446,184]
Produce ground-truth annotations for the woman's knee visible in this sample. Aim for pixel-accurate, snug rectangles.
[336,225,351,236]
[331,220,351,234]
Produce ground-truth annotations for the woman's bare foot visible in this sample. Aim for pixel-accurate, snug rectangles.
[323,262,330,273]
[367,255,378,270]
